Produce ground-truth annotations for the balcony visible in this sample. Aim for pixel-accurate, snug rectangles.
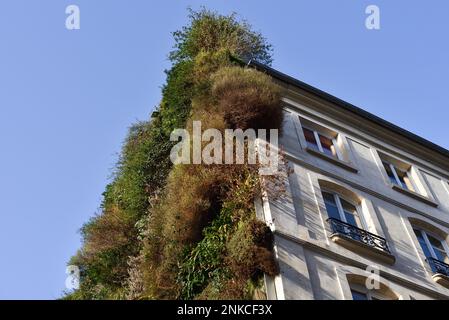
[427,257,449,288]
[327,218,395,264]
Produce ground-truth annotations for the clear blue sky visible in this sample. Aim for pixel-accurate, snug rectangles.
[0,0,447,299]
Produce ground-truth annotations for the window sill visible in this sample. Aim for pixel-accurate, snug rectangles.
[391,184,438,208]
[432,273,449,289]
[305,147,358,173]
[329,233,396,265]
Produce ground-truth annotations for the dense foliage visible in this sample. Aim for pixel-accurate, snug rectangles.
[170,8,273,65]
[65,8,282,300]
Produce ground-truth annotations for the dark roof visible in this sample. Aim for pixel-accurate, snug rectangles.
[246,59,449,160]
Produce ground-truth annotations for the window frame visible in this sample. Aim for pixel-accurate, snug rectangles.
[302,126,341,159]
[414,228,449,263]
[322,190,366,230]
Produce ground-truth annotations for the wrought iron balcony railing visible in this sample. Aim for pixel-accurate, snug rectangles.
[327,218,391,254]
[427,257,449,277]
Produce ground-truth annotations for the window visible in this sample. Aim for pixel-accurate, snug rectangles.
[350,286,391,300]
[410,219,449,283]
[351,289,369,300]
[347,275,398,300]
[382,161,415,191]
[303,127,338,158]
[378,153,437,206]
[298,118,358,172]
[413,229,449,265]
[322,191,362,228]
[322,185,392,258]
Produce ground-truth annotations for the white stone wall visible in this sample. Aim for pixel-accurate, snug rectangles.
[260,91,449,300]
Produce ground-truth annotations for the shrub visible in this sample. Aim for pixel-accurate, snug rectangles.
[170,8,272,65]
[211,66,282,131]
[226,218,278,279]
[81,206,136,256]
[175,167,278,300]
[159,60,195,135]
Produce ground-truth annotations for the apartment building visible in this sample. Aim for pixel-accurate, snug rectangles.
[250,61,449,300]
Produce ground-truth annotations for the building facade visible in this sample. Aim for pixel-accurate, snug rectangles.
[251,61,449,300]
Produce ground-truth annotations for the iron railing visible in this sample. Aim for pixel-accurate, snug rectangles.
[427,257,449,277]
[327,218,391,254]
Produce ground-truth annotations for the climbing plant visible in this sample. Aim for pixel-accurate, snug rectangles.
[65,8,282,300]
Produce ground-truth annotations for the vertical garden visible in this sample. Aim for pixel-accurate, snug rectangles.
[65,8,284,300]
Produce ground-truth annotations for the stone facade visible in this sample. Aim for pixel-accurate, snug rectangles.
[256,64,449,300]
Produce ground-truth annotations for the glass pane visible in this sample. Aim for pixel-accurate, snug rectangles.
[396,169,414,191]
[319,134,337,157]
[340,198,360,228]
[322,191,336,204]
[428,235,449,263]
[340,198,357,214]
[344,213,360,228]
[382,162,398,185]
[325,203,341,221]
[433,248,449,264]
[322,192,341,221]
[413,229,433,259]
[303,128,319,151]
[428,234,444,251]
[351,290,368,300]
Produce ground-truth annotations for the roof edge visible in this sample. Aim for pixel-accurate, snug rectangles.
[244,59,449,160]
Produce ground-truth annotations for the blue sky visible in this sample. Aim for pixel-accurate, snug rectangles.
[0,0,447,299]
